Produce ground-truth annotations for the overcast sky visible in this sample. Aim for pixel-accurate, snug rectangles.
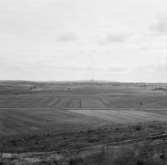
[0,0,167,82]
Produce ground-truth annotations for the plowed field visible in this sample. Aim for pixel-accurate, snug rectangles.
[0,83,166,136]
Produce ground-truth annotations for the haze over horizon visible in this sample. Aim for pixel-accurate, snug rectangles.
[0,0,167,82]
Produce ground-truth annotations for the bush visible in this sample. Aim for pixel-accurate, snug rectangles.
[68,157,84,165]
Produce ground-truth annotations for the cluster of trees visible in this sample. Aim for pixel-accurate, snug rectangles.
[153,87,167,91]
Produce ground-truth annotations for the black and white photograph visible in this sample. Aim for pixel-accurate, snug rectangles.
[0,0,167,164]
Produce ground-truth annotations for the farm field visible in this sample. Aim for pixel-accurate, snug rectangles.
[0,81,166,136]
[0,93,166,109]
[69,109,167,124]
[0,108,109,135]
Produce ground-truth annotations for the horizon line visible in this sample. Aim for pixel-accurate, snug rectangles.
[0,79,166,84]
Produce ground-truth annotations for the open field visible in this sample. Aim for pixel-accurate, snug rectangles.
[0,108,109,135]
[0,84,166,109]
[69,109,167,124]
[0,81,166,137]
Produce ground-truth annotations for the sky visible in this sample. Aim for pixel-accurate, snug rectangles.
[0,0,167,82]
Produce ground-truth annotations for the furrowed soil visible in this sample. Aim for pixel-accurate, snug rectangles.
[0,82,166,135]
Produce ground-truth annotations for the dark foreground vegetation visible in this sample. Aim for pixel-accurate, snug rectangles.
[1,140,167,165]
[0,121,167,153]
[1,122,167,165]
[65,142,167,165]
[66,142,167,165]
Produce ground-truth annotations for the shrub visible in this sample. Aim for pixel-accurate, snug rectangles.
[68,157,84,165]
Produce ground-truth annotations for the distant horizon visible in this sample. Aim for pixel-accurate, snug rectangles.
[0,79,166,84]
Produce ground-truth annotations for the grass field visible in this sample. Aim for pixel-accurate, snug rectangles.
[0,81,166,136]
